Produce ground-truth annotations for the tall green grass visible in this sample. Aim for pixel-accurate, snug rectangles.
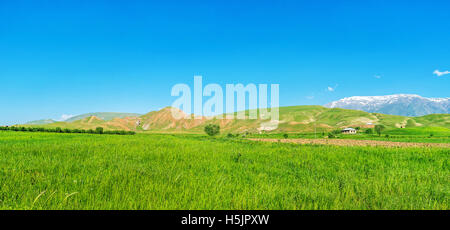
[0,131,448,210]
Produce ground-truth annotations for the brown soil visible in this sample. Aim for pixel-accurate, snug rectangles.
[249,138,450,148]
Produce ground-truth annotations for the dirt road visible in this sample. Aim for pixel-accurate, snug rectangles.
[248,138,450,148]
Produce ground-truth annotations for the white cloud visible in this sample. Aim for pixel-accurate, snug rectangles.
[57,114,75,121]
[306,96,315,100]
[433,70,450,77]
[374,75,382,79]
[326,84,339,92]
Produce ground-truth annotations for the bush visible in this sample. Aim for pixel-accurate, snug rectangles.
[331,129,341,135]
[328,133,335,138]
[283,133,289,139]
[365,128,374,134]
[204,124,220,137]
[227,133,234,138]
[95,127,104,134]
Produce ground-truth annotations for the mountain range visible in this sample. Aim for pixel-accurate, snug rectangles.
[26,112,142,125]
[325,94,449,116]
[23,106,450,133]
[64,112,142,122]
[22,94,449,133]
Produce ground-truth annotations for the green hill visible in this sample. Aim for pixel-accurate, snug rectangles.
[64,112,142,122]
[24,106,450,133]
[25,119,56,125]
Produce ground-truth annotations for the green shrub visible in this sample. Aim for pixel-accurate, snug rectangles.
[95,127,104,134]
[204,124,220,137]
[332,129,341,135]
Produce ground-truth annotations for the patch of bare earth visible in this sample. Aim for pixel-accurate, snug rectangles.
[249,138,450,148]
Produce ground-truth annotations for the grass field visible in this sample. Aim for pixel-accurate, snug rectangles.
[0,131,448,210]
[247,126,450,144]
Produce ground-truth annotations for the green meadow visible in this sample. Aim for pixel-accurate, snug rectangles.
[0,131,448,210]
[248,126,450,143]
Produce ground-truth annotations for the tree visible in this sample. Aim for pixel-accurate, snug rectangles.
[95,127,104,134]
[365,128,374,134]
[332,129,341,135]
[374,125,385,136]
[204,124,220,137]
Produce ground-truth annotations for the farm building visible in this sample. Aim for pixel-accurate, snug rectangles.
[341,128,357,134]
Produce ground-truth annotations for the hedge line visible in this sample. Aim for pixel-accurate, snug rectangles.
[0,126,136,135]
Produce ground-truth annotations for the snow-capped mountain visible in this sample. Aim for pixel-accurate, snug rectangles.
[324,94,450,116]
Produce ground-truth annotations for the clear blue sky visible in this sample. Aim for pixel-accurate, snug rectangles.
[0,0,449,125]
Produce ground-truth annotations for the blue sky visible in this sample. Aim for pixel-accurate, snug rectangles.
[0,0,449,125]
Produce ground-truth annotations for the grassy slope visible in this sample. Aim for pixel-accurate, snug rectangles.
[0,131,448,210]
[413,114,450,127]
[25,119,57,125]
[64,112,142,122]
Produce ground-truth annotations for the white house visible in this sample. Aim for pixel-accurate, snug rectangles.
[341,128,357,134]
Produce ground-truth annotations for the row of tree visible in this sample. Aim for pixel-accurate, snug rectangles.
[0,126,136,135]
